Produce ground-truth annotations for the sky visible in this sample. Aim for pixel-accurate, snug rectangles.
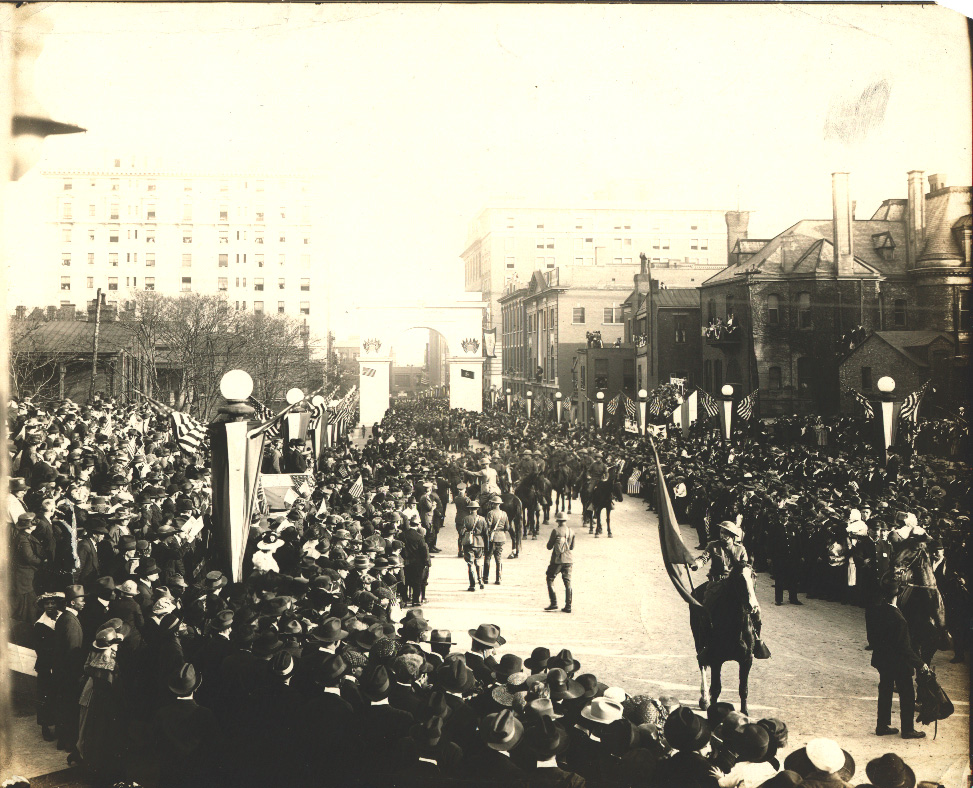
[5,2,971,342]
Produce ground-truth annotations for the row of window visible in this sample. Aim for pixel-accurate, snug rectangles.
[706,294,911,330]
[503,216,711,232]
[504,305,625,332]
[61,202,310,224]
[62,251,313,269]
[62,223,311,246]
[64,177,307,194]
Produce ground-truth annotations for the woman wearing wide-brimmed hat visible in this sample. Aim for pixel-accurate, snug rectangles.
[76,626,126,776]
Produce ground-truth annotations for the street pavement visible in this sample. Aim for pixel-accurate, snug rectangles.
[7,439,969,785]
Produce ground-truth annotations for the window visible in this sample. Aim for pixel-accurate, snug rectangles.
[88,203,96,218]
[181,228,192,244]
[960,290,972,331]
[87,252,95,265]
[146,203,156,220]
[303,235,310,245]
[255,232,264,245]
[797,292,812,329]
[254,301,264,314]
[220,180,229,193]
[767,294,780,325]
[107,277,118,291]
[181,277,192,292]
[536,256,545,268]
[256,254,264,267]
[580,364,586,388]
[146,253,155,268]
[62,253,71,266]
[546,257,555,269]
[674,315,687,343]
[177,254,189,269]
[146,180,156,192]
[108,230,118,243]
[662,239,670,250]
[700,238,708,250]
[278,277,286,290]
[145,277,155,291]
[893,299,907,328]
[109,253,118,267]
[280,207,286,219]
[254,278,264,292]
[572,307,585,324]
[862,366,873,390]
[797,356,812,392]
[214,253,227,268]
[219,231,229,245]
[145,229,155,243]
[181,203,192,221]
[183,180,192,193]
[278,254,286,266]
[300,278,310,291]
[594,358,609,389]
[86,276,94,288]
[603,305,623,324]
[613,258,623,265]
[278,301,286,314]
[505,256,515,269]
[218,277,228,292]
[769,366,782,390]
[61,226,72,243]
[219,206,228,222]
[63,179,73,191]
[300,301,310,315]
[691,239,699,250]
[584,237,594,249]
[60,276,71,291]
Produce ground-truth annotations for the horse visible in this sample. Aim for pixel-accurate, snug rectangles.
[689,564,761,716]
[549,466,575,514]
[582,467,623,537]
[515,477,543,539]
[536,474,554,525]
[500,491,524,558]
[892,538,950,664]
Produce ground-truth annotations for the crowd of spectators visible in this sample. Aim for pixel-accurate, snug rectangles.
[5,392,968,787]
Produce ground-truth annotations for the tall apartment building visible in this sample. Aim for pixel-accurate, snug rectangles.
[32,156,326,332]
[462,203,730,391]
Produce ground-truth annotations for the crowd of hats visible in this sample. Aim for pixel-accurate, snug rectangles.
[10,394,966,788]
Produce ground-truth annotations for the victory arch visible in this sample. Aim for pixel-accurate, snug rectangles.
[356,295,486,428]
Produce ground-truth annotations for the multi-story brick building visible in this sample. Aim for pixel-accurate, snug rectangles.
[28,156,326,331]
[462,202,730,392]
[699,171,971,416]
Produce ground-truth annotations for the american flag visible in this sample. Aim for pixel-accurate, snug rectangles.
[349,474,365,500]
[308,398,327,430]
[649,395,663,416]
[606,395,620,416]
[900,381,931,424]
[248,397,281,438]
[170,411,206,455]
[845,387,875,419]
[627,468,642,495]
[361,367,377,378]
[698,389,719,418]
[736,391,756,420]
[541,393,554,412]
[624,395,637,419]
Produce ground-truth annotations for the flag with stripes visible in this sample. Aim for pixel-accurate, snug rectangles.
[736,391,756,421]
[845,387,875,419]
[308,399,327,430]
[606,395,620,416]
[899,381,931,424]
[248,397,281,438]
[541,393,554,412]
[698,389,719,418]
[361,367,377,378]
[170,411,206,455]
[624,395,637,420]
[254,480,268,515]
[627,467,642,495]
[349,474,364,500]
[649,395,663,416]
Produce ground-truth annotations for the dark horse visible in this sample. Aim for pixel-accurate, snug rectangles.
[689,564,761,715]
[500,491,524,558]
[536,474,554,525]
[892,538,950,664]
[516,476,543,539]
[581,467,623,537]
[549,464,580,514]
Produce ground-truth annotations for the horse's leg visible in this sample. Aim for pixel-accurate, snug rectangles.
[699,664,711,710]
[606,510,612,538]
[738,658,752,716]
[710,661,723,708]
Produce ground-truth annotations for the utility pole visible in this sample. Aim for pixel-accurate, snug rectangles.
[89,289,103,401]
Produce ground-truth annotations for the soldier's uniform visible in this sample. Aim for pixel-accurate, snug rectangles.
[482,497,512,585]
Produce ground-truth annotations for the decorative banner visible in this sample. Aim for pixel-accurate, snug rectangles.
[361,367,377,378]
[483,328,497,358]
[624,417,639,434]
[460,369,475,379]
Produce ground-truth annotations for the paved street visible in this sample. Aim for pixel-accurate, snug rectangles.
[421,477,969,784]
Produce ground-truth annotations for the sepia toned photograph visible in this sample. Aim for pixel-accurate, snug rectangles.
[0,3,970,787]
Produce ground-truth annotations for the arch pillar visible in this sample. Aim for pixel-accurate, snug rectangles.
[359,357,391,429]
[447,356,483,412]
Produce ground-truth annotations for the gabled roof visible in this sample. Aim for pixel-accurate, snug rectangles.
[654,289,700,309]
[734,239,771,254]
[11,320,137,355]
[850,330,955,368]
[526,269,551,296]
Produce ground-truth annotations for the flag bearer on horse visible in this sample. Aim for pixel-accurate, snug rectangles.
[691,521,752,610]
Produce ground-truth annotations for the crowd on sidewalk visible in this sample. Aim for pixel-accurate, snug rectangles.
[5,393,968,787]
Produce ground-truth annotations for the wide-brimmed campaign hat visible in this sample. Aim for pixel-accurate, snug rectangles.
[524,646,551,672]
[309,617,349,643]
[468,623,505,647]
[547,668,584,700]
[435,659,475,694]
[547,648,581,675]
[580,697,624,725]
[865,753,916,788]
[784,738,855,782]
[718,521,744,540]
[663,706,711,752]
[491,654,524,682]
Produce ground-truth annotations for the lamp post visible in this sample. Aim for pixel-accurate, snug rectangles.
[283,387,306,445]
[719,384,734,443]
[526,389,533,419]
[209,370,263,583]
[555,390,563,424]
[504,387,511,414]
[595,390,605,430]
[638,388,648,435]
[490,385,498,409]
[311,394,326,467]
[875,376,901,466]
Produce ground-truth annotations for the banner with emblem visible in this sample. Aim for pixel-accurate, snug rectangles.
[484,328,497,358]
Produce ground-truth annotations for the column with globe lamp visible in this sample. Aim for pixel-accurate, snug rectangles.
[506,387,512,414]
[875,376,902,466]
[281,387,307,446]
[209,370,264,583]
[718,384,734,443]
[526,390,533,419]
[555,391,563,424]
[595,391,605,430]
[310,394,326,467]
[638,389,648,435]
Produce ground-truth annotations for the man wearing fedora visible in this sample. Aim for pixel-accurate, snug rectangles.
[53,584,86,753]
[153,663,222,788]
[546,511,575,613]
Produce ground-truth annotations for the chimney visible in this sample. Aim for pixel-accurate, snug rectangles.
[725,211,750,265]
[906,170,926,268]
[15,305,26,320]
[928,173,946,192]
[46,305,56,321]
[87,299,98,321]
[832,172,855,276]
[58,303,76,321]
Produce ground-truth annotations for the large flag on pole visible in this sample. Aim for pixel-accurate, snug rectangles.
[845,387,875,419]
[899,381,931,424]
[648,436,702,608]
